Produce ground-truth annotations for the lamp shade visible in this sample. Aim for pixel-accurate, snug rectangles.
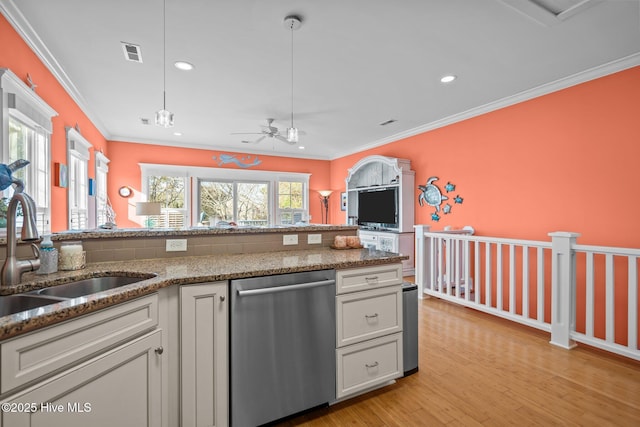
[136,202,162,216]
[318,190,333,198]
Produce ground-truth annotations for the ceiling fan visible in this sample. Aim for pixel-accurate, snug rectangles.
[231,118,296,145]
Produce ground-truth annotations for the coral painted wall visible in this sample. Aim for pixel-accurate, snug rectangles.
[0,14,108,231]
[329,66,640,249]
[107,141,331,228]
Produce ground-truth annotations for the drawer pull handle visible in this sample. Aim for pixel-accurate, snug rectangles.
[365,276,379,282]
[155,346,164,355]
[365,313,379,319]
[365,362,379,369]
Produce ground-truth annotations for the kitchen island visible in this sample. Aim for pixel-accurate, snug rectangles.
[0,226,408,427]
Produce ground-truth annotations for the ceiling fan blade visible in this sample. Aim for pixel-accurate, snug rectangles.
[275,135,296,145]
[231,132,264,135]
[241,135,266,144]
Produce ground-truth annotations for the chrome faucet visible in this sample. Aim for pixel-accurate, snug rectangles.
[1,192,41,286]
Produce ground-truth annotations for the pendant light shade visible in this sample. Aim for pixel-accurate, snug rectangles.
[155,108,174,128]
[155,0,174,128]
[286,127,298,143]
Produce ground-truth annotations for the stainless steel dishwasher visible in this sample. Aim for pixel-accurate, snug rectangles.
[230,269,336,426]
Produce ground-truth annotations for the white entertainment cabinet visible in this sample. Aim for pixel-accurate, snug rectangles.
[345,156,415,275]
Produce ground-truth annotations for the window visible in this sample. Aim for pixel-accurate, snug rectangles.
[1,69,57,234]
[277,180,306,224]
[199,180,269,226]
[142,168,188,229]
[67,128,91,230]
[140,163,309,228]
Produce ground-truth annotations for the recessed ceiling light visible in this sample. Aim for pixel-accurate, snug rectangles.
[440,75,457,83]
[174,61,194,71]
[173,131,182,136]
[298,146,305,150]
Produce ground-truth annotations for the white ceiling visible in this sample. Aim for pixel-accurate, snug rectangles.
[2,0,639,160]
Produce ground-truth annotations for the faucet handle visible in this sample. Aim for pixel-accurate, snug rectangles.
[30,243,40,259]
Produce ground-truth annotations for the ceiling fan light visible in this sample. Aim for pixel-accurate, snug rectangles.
[286,127,299,143]
[155,109,174,128]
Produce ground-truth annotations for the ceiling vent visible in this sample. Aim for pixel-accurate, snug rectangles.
[122,42,143,63]
[140,118,150,125]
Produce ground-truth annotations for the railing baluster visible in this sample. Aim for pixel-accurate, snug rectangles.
[497,243,503,311]
[485,242,492,308]
[429,235,437,292]
[455,239,461,298]
[586,252,595,338]
[474,240,481,304]
[537,246,544,323]
[509,244,516,314]
[628,256,638,350]
[436,238,447,293]
[523,245,530,319]
[464,239,471,302]
[606,254,615,343]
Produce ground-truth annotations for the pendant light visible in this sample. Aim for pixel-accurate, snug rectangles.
[155,0,174,128]
[284,15,302,143]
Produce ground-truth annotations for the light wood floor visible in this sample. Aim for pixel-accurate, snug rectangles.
[277,294,640,426]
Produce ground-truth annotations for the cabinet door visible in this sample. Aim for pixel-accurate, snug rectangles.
[1,330,162,427]
[180,282,228,427]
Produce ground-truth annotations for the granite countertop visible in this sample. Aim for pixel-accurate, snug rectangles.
[38,224,359,242]
[0,247,407,341]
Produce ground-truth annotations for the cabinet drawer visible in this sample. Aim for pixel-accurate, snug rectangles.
[336,333,403,399]
[1,294,158,393]
[336,286,402,347]
[336,264,402,294]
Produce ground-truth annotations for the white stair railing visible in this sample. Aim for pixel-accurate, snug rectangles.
[414,226,640,361]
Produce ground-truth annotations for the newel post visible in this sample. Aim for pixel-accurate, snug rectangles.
[414,225,430,299]
[548,231,580,349]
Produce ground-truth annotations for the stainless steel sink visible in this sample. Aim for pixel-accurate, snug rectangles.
[0,294,65,317]
[33,274,156,299]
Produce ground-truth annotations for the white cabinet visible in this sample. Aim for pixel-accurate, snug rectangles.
[1,329,162,427]
[359,229,415,276]
[1,295,158,393]
[180,282,228,427]
[335,265,403,400]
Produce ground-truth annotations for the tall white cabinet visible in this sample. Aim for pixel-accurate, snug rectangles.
[180,282,228,427]
[346,156,415,275]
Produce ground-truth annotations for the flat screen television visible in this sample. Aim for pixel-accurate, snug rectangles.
[357,187,398,229]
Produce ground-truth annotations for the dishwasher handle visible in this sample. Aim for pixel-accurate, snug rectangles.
[236,279,336,297]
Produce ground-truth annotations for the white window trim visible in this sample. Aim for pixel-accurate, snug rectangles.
[1,69,57,235]
[66,127,91,230]
[94,151,110,228]
[139,163,310,227]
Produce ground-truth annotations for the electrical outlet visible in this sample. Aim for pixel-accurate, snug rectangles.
[283,234,298,245]
[166,239,187,252]
[308,234,322,244]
